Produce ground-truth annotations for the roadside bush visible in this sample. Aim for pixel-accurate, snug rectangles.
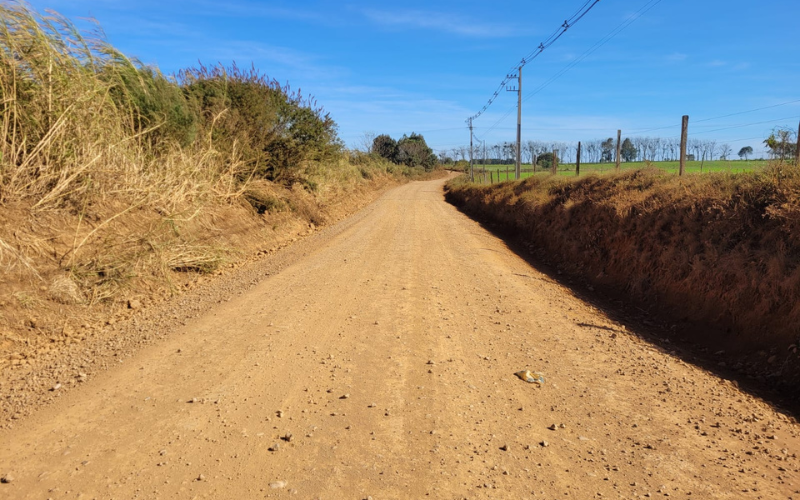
[107,65,199,148]
[180,63,342,185]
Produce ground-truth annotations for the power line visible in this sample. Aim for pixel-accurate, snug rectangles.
[522,0,663,104]
[466,0,601,124]
[690,115,800,135]
[476,0,660,140]
[630,99,800,133]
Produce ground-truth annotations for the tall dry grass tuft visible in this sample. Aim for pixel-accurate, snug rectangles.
[0,1,415,312]
[0,2,235,211]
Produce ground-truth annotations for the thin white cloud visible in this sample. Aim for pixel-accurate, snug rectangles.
[203,41,348,81]
[666,52,688,62]
[360,8,523,38]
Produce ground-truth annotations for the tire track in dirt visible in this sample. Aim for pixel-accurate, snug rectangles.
[1,177,799,499]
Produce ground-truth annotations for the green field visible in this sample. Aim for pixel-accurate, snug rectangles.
[468,159,770,183]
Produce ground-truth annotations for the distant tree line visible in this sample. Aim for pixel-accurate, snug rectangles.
[444,129,800,166]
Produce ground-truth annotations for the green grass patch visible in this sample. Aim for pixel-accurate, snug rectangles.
[469,159,770,183]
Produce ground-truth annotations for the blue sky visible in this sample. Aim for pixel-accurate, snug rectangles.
[28,0,800,158]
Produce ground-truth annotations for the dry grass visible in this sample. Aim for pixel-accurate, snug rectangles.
[0,2,408,314]
[446,164,800,351]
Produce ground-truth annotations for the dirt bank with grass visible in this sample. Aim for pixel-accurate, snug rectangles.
[0,2,448,373]
[0,170,447,372]
[445,167,800,385]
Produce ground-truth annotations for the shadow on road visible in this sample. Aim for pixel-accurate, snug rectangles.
[448,198,800,422]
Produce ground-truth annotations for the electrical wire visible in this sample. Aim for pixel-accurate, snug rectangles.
[689,115,800,136]
[522,0,662,104]
[475,0,661,139]
[629,99,800,134]
[466,0,601,124]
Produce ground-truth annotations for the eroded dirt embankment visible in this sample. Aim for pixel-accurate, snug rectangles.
[445,168,800,394]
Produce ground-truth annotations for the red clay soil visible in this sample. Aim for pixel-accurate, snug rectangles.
[445,169,800,397]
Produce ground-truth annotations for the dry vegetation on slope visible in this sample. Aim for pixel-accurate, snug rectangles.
[0,3,438,368]
[446,166,800,389]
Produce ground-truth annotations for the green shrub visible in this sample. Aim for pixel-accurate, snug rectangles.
[179,63,342,185]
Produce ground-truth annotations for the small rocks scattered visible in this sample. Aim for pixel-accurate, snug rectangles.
[1,474,13,484]
[269,443,280,452]
[269,480,287,489]
[340,393,350,399]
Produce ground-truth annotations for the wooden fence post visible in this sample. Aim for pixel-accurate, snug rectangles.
[490,171,494,184]
[506,164,510,181]
[552,149,558,175]
[796,120,800,167]
[576,141,581,176]
[615,130,621,172]
[680,115,689,176]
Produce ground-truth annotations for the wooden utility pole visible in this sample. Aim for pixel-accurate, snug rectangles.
[680,115,689,176]
[576,141,582,177]
[615,130,622,172]
[468,118,474,182]
[552,149,558,175]
[516,66,522,180]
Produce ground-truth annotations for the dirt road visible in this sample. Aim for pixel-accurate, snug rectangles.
[2,178,799,499]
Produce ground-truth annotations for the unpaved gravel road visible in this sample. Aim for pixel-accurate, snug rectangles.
[2,177,800,499]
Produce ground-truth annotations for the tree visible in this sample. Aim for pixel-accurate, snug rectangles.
[536,152,555,170]
[357,131,376,153]
[764,127,797,160]
[372,134,397,162]
[621,138,637,162]
[719,144,732,160]
[738,146,753,160]
[396,133,437,170]
[600,138,614,163]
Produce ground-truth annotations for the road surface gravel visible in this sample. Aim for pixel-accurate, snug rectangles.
[1,177,799,499]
